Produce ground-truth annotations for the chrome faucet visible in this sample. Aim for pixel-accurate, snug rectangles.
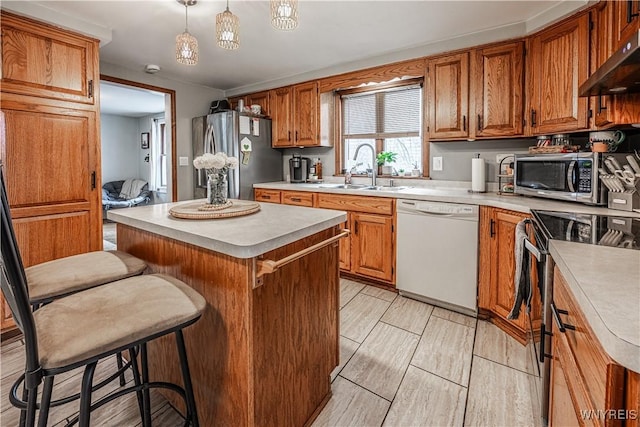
[353,143,376,187]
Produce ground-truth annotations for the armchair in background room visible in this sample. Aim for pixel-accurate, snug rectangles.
[102,179,151,211]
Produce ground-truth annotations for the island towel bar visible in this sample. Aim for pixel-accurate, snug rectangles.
[255,229,350,280]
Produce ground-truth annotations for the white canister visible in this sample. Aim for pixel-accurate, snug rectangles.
[471,154,486,193]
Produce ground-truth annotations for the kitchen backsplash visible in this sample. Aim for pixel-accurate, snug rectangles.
[278,131,640,183]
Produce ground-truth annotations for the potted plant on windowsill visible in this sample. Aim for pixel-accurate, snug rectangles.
[376,151,397,175]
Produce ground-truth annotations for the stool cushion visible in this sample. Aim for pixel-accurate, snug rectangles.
[34,274,206,370]
[26,251,147,304]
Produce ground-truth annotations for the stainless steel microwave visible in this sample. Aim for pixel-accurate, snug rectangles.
[514,152,607,205]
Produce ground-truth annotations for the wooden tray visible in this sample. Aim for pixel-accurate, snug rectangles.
[528,145,580,154]
[169,200,261,220]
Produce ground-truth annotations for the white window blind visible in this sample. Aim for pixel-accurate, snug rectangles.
[342,85,421,138]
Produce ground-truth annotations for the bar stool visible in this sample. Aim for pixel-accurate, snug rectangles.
[1,170,205,427]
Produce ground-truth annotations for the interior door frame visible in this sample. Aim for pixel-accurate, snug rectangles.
[100,75,178,202]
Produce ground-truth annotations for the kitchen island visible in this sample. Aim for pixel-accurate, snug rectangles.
[108,201,347,427]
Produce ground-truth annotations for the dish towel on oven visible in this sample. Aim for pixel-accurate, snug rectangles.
[508,218,531,319]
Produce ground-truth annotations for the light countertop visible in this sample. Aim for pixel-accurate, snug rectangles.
[550,241,640,372]
[107,200,346,259]
[254,181,640,217]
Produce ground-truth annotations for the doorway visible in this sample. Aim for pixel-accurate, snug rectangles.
[99,76,177,249]
[100,75,177,201]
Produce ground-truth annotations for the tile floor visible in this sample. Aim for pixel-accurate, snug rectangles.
[0,278,540,426]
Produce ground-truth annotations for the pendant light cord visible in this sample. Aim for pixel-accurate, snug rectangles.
[184,3,189,31]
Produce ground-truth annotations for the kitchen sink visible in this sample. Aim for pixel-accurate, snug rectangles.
[362,186,410,191]
[317,184,369,189]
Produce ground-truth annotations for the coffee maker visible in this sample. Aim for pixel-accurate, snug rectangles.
[289,154,311,183]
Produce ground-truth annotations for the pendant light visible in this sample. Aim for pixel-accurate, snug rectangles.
[216,0,239,50]
[175,0,199,65]
[271,0,298,31]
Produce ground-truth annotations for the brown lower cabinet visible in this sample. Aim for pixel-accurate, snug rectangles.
[255,189,396,286]
[478,206,540,343]
[548,267,634,427]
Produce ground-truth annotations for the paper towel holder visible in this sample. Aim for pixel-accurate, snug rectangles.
[469,153,487,194]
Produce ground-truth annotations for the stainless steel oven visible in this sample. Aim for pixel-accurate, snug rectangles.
[525,210,640,426]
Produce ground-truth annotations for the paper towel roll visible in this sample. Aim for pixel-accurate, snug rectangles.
[471,157,486,192]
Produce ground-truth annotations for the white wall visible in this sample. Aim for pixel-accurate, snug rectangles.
[100,114,141,183]
[100,62,225,201]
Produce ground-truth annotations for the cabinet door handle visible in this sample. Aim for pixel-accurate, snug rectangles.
[551,302,575,333]
[354,221,359,235]
[628,0,639,23]
[262,195,271,200]
[88,80,94,98]
[477,114,482,131]
[295,131,298,141]
[91,171,96,189]
[290,197,301,202]
[490,219,495,237]
[531,109,537,127]
[462,115,467,132]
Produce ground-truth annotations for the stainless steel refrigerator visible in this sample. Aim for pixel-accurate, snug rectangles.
[192,111,282,200]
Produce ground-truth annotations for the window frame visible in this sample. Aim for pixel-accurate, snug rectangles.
[335,78,428,178]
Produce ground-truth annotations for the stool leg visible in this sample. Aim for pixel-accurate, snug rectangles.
[37,376,54,427]
[128,347,145,421]
[24,382,38,427]
[140,344,152,427]
[116,352,126,387]
[79,362,97,427]
[176,330,198,427]
[18,381,28,427]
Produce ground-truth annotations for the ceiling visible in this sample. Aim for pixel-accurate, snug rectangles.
[100,82,166,117]
[2,1,588,93]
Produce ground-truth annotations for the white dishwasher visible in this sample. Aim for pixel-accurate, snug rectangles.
[396,199,479,316]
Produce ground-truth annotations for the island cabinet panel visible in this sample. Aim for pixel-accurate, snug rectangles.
[478,206,539,343]
[116,224,339,427]
[0,12,97,105]
[528,13,590,134]
[254,188,282,203]
[549,268,626,427]
[427,52,470,139]
[627,371,640,427]
[471,41,524,137]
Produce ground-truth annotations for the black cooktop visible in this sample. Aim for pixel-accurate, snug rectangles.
[531,210,640,251]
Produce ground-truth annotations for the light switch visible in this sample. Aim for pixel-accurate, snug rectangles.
[432,156,443,171]
[179,156,189,166]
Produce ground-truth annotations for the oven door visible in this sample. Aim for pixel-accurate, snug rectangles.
[523,235,553,425]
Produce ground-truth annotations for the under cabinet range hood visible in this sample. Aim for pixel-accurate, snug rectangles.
[579,30,640,96]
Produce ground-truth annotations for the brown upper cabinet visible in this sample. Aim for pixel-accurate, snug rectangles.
[471,41,525,138]
[427,52,470,140]
[528,13,590,135]
[590,1,640,129]
[230,91,271,117]
[613,0,640,48]
[0,12,97,105]
[246,91,270,116]
[270,81,327,148]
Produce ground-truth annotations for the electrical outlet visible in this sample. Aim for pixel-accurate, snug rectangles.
[432,156,443,171]
[496,153,513,164]
[179,156,189,166]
